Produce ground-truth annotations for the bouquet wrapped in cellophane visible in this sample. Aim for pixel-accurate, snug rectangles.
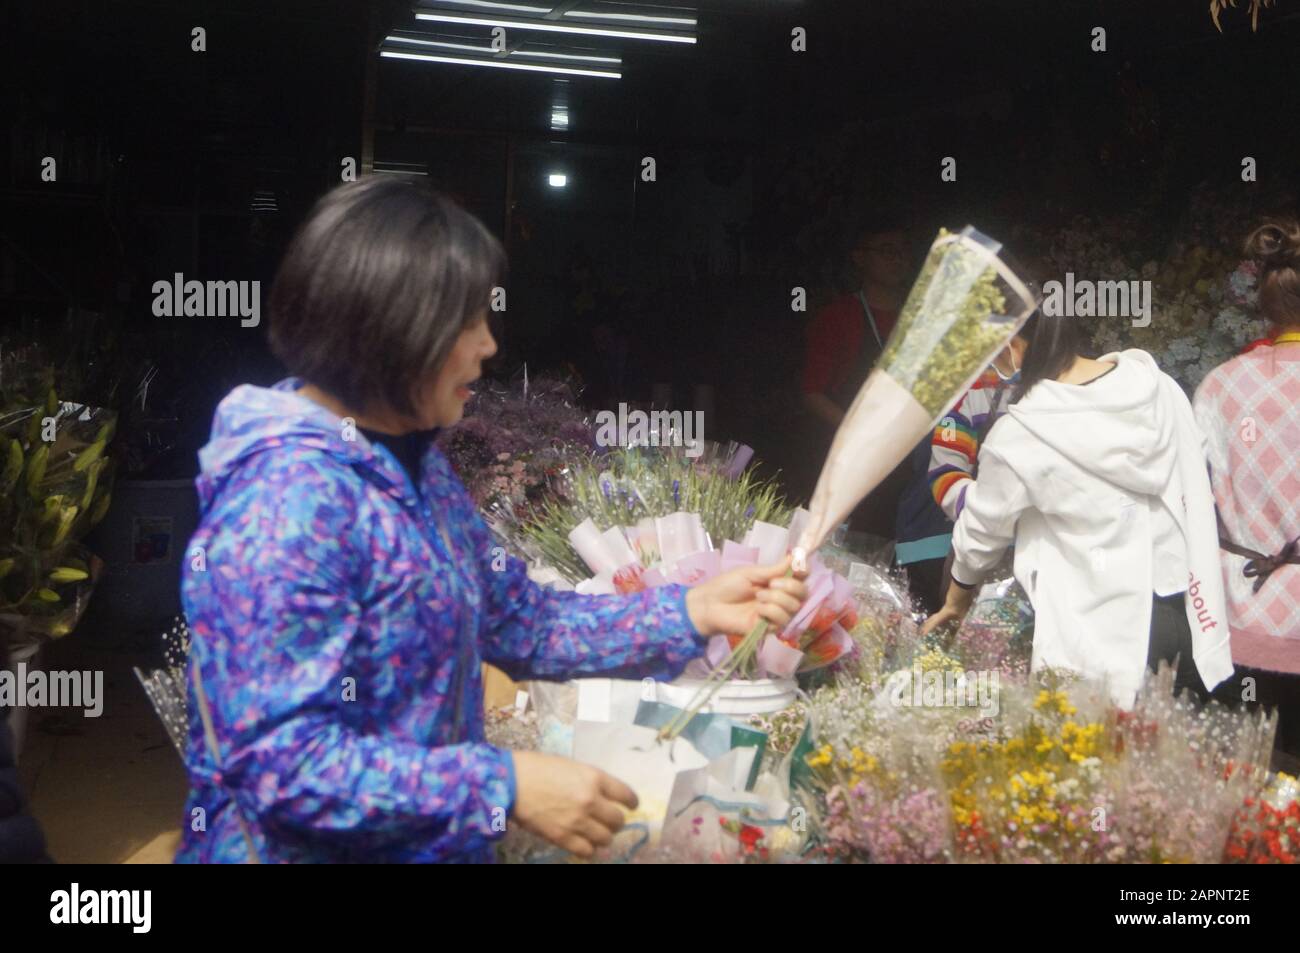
[569,505,858,680]
[795,226,1038,562]
[940,674,1119,863]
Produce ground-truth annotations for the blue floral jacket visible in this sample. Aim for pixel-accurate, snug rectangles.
[176,381,703,863]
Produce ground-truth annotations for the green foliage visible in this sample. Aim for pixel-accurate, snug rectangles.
[0,356,116,638]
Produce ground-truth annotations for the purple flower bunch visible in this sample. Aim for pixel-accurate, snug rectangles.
[824,781,950,864]
[437,376,598,516]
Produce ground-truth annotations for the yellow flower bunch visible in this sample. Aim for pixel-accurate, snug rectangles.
[1009,768,1057,800]
[806,742,882,790]
[845,746,879,787]
[915,648,964,675]
[1060,720,1104,763]
[1033,689,1077,717]
[939,699,1113,858]
[942,740,990,829]
[806,744,834,770]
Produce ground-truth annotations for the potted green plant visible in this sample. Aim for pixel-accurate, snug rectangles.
[0,353,115,757]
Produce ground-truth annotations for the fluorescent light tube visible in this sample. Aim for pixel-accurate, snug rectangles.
[414,11,696,43]
[381,49,622,78]
[564,9,696,26]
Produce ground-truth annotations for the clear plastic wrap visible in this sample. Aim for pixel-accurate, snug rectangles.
[796,227,1038,562]
[800,662,1279,864]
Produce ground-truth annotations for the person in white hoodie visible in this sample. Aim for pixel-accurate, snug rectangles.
[922,310,1235,706]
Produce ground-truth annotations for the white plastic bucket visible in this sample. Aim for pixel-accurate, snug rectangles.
[84,478,199,633]
[651,676,797,716]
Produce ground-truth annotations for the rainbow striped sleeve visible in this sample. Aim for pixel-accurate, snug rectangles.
[929,401,979,520]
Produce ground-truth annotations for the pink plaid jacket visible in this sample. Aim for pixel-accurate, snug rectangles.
[1193,344,1300,674]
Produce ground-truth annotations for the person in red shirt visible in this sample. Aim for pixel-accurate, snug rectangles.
[797,223,912,539]
[801,224,909,424]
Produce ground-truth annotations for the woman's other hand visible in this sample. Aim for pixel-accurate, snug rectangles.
[510,751,638,857]
[684,555,809,637]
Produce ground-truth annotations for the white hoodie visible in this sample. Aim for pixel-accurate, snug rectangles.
[951,349,1234,705]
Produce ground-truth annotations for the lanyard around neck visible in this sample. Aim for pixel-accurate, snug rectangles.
[856,290,883,350]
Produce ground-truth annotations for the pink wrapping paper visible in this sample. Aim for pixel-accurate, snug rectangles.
[742,519,789,567]
[757,635,805,679]
[720,540,760,573]
[669,549,722,587]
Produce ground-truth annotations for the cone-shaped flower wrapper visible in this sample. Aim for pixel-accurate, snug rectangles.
[793,226,1037,567]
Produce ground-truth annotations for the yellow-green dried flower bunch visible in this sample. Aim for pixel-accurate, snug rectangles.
[879,228,1016,418]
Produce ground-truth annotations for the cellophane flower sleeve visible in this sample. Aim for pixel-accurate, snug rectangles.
[796,226,1037,560]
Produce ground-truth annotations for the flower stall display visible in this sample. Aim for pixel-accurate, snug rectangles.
[1083,246,1272,391]
[797,663,1279,865]
[1225,771,1299,864]
[466,211,1289,864]
[1033,192,1277,392]
[437,373,597,526]
[485,541,1285,865]
[495,444,799,758]
[509,441,788,581]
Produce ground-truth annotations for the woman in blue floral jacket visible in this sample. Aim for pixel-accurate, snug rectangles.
[176,178,806,863]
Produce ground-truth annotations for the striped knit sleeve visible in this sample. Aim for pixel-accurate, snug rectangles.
[930,397,979,521]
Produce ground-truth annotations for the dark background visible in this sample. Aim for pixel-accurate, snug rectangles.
[4,0,1300,485]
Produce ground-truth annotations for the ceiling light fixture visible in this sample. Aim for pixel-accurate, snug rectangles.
[381,48,621,78]
[372,161,430,176]
[441,0,553,13]
[386,34,620,64]
[563,8,696,26]
[414,9,696,43]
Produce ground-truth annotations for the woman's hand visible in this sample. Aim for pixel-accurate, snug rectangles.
[510,751,638,858]
[684,555,808,637]
[921,579,978,637]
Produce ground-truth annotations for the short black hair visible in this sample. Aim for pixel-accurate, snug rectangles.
[268,177,505,417]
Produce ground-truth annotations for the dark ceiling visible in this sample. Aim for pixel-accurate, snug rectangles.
[13,0,1300,155]
[4,0,1299,478]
